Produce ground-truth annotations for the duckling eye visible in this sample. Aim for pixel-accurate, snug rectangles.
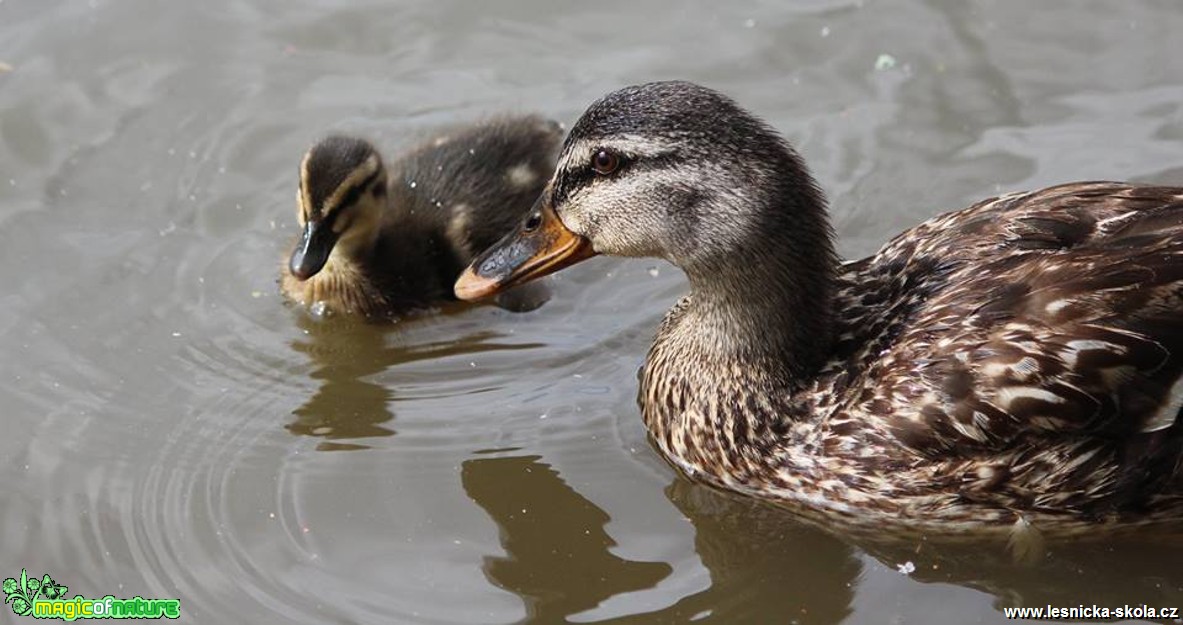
[591,149,620,176]
[523,211,543,232]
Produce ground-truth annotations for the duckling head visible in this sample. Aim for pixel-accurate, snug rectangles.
[289,136,388,281]
[456,80,833,301]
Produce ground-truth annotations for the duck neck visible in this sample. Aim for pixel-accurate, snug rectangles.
[641,175,838,487]
[680,177,837,384]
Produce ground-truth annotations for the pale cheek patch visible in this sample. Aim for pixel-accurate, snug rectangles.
[574,180,667,258]
[332,211,352,235]
[447,204,473,257]
[557,188,592,236]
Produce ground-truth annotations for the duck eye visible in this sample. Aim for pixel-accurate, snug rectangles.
[591,149,620,176]
[523,211,543,232]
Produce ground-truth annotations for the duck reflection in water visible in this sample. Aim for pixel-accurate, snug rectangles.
[463,455,671,622]
[286,314,540,451]
[286,315,399,451]
[464,455,1183,624]
[462,455,857,624]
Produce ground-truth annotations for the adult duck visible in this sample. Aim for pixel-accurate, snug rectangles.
[455,81,1183,536]
[282,115,561,318]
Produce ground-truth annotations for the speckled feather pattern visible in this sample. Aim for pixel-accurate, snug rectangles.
[643,182,1183,535]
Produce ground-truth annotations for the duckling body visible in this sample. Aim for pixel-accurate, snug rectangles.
[456,82,1183,535]
[281,115,561,318]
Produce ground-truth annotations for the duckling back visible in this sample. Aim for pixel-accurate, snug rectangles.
[386,115,563,264]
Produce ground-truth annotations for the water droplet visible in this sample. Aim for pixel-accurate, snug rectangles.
[874,53,897,71]
[409,180,417,189]
[310,301,327,317]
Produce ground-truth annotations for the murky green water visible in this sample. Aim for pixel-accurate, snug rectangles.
[2,1,1183,623]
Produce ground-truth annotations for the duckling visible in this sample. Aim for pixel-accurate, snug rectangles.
[281,115,561,318]
[456,81,1183,536]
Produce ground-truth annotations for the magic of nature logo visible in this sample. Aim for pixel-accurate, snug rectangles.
[4,569,180,621]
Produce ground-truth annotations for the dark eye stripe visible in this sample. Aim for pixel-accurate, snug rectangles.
[324,169,382,220]
[552,151,679,205]
[554,168,594,205]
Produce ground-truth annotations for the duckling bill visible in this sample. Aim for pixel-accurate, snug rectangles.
[457,81,1183,536]
[282,115,562,318]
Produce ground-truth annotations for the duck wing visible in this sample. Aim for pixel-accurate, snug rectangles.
[841,182,1183,513]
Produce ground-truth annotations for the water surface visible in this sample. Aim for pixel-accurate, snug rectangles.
[2,1,1183,623]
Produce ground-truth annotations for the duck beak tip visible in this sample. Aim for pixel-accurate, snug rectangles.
[454,267,501,301]
[288,220,335,281]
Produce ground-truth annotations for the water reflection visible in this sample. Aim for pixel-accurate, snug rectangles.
[286,314,398,451]
[858,530,1183,615]
[652,478,859,625]
[463,454,859,624]
[286,311,542,451]
[465,454,1183,624]
[670,482,1183,623]
[462,455,672,623]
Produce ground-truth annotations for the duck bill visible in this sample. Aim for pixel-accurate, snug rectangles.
[288,220,339,281]
[455,201,596,301]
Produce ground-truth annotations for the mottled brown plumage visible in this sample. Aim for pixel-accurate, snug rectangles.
[281,115,562,318]
[456,82,1183,537]
[643,181,1183,536]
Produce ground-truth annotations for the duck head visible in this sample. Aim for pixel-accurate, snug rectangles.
[454,80,832,301]
[289,136,388,281]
